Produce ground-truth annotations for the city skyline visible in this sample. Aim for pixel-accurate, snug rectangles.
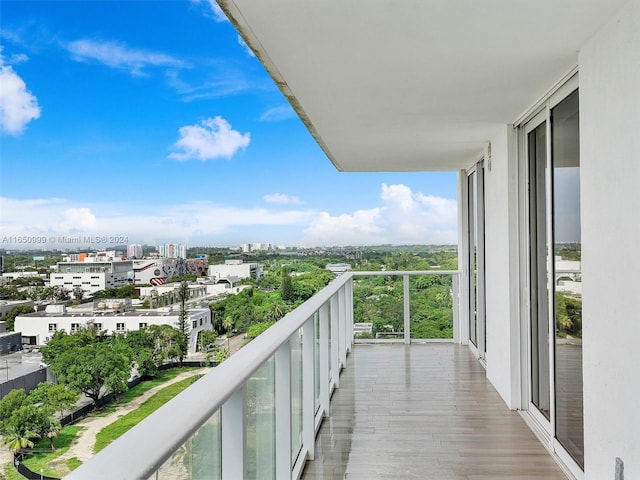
[0,1,458,248]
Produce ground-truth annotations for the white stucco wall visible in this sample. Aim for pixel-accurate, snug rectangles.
[15,308,212,354]
[483,125,520,409]
[579,1,640,478]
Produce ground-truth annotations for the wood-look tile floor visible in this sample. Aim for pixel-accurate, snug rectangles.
[301,344,569,480]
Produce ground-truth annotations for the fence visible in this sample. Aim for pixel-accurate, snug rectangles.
[0,369,47,400]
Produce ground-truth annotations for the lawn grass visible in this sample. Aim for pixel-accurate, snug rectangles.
[1,425,84,479]
[91,367,197,416]
[93,374,203,453]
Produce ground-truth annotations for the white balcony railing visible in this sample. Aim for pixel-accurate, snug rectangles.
[65,270,459,480]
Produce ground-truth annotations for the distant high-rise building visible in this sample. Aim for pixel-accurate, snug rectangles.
[127,244,143,259]
[158,243,187,259]
[240,243,274,253]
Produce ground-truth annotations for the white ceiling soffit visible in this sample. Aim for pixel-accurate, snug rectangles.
[220,0,624,172]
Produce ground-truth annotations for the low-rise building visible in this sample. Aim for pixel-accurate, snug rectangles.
[326,263,352,276]
[50,259,134,295]
[0,300,34,320]
[0,321,22,355]
[15,302,212,354]
[207,260,263,282]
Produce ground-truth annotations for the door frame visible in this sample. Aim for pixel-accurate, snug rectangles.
[517,73,584,480]
[463,160,486,361]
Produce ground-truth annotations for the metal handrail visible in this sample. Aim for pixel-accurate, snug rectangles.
[65,272,353,479]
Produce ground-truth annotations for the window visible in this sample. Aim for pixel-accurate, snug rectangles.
[48,323,57,332]
[94,323,102,330]
[70,323,80,332]
[139,322,148,329]
[192,320,197,329]
[116,323,125,332]
[199,318,203,326]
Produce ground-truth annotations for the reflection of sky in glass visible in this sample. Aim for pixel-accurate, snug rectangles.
[554,166,581,243]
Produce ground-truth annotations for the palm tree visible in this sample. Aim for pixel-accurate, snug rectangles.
[44,416,62,450]
[2,425,40,453]
[223,316,234,334]
[271,301,285,321]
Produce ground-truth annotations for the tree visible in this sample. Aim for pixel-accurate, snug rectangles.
[176,281,191,365]
[147,324,184,365]
[40,329,96,366]
[0,389,27,421]
[0,404,48,452]
[72,286,85,302]
[43,415,62,449]
[26,383,80,417]
[2,423,39,452]
[281,270,295,303]
[223,316,234,334]
[3,304,34,331]
[49,342,131,405]
[270,301,285,321]
[198,329,218,352]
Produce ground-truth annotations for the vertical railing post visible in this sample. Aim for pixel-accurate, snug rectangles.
[338,286,347,368]
[452,274,460,344]
[403,274,411,344]
[330,294,340,388]
[345,278,353,352]
[275,341,292,479]
[319,303,330,416]
[221,387,246,479]
[302,317,315,460]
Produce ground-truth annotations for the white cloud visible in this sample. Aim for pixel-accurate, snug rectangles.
[169,116,250,161]
[192,0,228,22]
[0,51,41,135]
[0,184,457,249]
[66,39,185,76]
[8,53,29,65]
[60,207,97,233]
[0,197,314,247]
[263,193,302,205]
[259,105,296,122]
[302,184,457,246]
[165,68,259,102]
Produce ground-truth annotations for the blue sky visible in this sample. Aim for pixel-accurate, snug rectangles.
[0,0,458,249]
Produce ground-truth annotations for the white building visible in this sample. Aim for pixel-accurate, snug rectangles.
[127,244,143,259]
[240,243,274,253]
[132,259,171,286]
[15,302,212,354]
[207,260,263,282]
[326,263,352,276]
[158,243,187,259]
[50,260,133,295]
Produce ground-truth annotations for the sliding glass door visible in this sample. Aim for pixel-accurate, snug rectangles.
[525,85,583,470]
[467,162,485,358]
[551,89,583,468]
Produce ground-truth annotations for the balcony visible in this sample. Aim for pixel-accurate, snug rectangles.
[66,271,569,480]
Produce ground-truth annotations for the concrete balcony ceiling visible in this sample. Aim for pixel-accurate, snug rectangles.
[220,0,624,171]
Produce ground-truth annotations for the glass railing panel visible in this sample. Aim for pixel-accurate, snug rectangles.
[409,274,454,339]
[151,409,222,480]
[352,274,404,340]
[291,327,303,462]
[246,357,275,480]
